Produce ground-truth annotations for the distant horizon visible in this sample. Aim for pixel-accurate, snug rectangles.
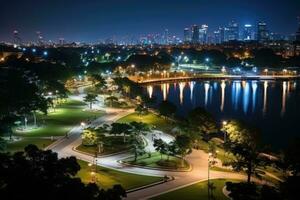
[1,0,299,43]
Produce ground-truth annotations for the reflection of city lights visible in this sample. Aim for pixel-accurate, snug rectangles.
[204,82,210,107]
[147,85,153,99]
[252,81,258,112]
[243,81,250,114]
[220,80,226,111]
[179,82,185,104]
[281,81,287,116]
[263,81,268,116]
[190,81,195,101]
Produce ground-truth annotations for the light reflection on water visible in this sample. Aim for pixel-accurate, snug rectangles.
[146,80,300,148]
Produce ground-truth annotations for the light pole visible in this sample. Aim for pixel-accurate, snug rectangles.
[222,120,227,143]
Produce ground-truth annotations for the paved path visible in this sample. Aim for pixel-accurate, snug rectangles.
[48,107,251,200]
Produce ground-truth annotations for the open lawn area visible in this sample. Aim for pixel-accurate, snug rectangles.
[117,112,173,133]
[6,99,104,153]
[77,160,163,190]
[76,136,132,155]
[14,99,104,137]
[6,138,54,153]
[151,179,239,200]
[123,152,190,171]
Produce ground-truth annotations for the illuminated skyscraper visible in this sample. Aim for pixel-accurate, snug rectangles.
[257,21,269,43]
[227,20,239,41]
[296,17,300,42]
[199,24,208,44]
[183,28,190,43]
[12,30,22,45]
[191,25,199,43]
[163,29,169,44]
[243,24,255,41]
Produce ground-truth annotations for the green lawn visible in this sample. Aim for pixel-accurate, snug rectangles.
[77,160,163,190]
[123,152,190,170]
[152,179,239,200]
[117,112,173,133]
[6,99,104,153]
[6,138,54,153]
[14,100,103,137]
[76,136,132,155]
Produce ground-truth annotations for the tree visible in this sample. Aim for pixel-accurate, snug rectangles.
[92,74,106,91]
[129,122,149,161]
[82,129,98,146]
[84,93,98,109]
[158,100,177,118]
[153,139,168,160]
[174,135,192,165]
[282,138,300,176]
[226,181,281,200]
[110,123,132,143]
[135,104,148,116]
[105,96,119,107]
[0,145,126,200]
[187,107,218,138]
[0,137,7,152]
[222,120,264,183]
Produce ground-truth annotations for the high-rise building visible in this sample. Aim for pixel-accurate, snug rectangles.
[213,30,221,44]
[243,24,255,41]
[296,17,300,42]
[227,21,239,41]
[199,24,208,44]
[12,30,22,45]
[257,21,269,43]
[183,28,190,43]
[163,29,169,44]
[191,25,199,43]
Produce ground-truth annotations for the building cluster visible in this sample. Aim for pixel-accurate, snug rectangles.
[183,20,292,44]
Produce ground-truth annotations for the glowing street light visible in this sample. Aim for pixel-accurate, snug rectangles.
[222,120,228,142]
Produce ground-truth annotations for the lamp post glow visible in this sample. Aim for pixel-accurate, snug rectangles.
[222,121,227,143]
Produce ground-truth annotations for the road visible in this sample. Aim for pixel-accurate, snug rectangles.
[48,107,251,200]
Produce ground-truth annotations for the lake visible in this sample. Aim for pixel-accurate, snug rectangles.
[145,80,300,149]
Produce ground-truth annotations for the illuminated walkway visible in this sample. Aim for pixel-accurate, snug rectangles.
[135,74,300,84]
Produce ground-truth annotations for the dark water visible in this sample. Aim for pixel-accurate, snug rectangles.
[145,80,300,149]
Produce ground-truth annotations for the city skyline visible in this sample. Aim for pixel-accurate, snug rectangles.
[1,0,300,43]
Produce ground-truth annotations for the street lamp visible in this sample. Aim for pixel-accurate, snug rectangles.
[222,120,227,143]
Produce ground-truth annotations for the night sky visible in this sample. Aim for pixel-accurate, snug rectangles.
[1,0,299,43]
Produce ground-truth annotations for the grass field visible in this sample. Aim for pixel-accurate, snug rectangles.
[14,100,103,137]
[151,179,239,200]
[76,136,132,155]
[6,99,104,153]
[123,152,190,170]
[6,138,54,153]
[117,112,173,133]
[77,160,163,190]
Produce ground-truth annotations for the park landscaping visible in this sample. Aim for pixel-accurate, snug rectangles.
[76,136,132,155]
[151,179,239,200]
[6,99,104,152]
[117,112,173,134]
[77,160,163,190]
[123,152,190,171]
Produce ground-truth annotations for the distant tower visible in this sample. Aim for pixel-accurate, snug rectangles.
[257,21,269,43]
[59,38,65,46]
[164,29,169,44]
[296,16,300,42]
[13,30,22,45]
[191,25,199,43]
[183,28,190,43]
[36,31,44,46]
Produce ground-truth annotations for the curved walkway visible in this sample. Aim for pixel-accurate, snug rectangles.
[48,108,250,200]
